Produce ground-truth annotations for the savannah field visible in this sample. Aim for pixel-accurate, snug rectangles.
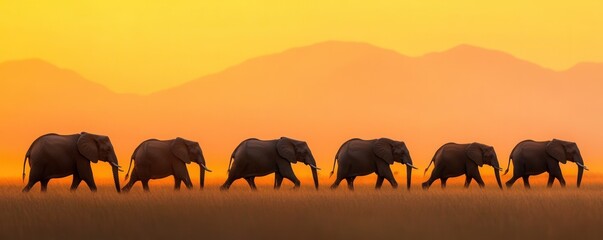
[1,175,602,240]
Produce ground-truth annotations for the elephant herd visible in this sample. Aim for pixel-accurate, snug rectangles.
[21,132,589,193]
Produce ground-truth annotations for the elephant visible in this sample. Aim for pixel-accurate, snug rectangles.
[329,138,417,190]
[504,139,588,188]
[220,137,320,190]
[121,137,212,192]
[422,142,503,189]
[21,132,122,192]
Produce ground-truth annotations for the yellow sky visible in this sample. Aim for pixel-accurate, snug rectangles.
[1,0,602,94]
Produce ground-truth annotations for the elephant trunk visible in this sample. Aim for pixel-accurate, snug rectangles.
[494,167,502,189]
[199,166,205,189]
[575,154,586,188]
[311,167,319,190]
[406,164,412,190]
[306,153,319,190]
[112,166,121,193]
[577,165,584,188]
[109,151,121,192]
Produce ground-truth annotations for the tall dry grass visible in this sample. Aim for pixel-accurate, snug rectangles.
[0,176,602,240]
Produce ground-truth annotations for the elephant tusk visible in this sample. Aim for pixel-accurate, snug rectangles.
[309,164,321,170]
[495,167,503,171]
[405,163,418,169]
[200,163,213,172]
[110,162,122,168]
[576,162,589,171]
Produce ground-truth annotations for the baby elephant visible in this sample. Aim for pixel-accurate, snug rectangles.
[121,137,212,192]
[422,142,503,189]
[329,138,417,190]
[220,137,320,190]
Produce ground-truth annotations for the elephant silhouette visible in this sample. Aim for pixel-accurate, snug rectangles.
[504,139,588,188]
[22,132,122,192]
[329,138,417,190]
[220,137,320,190]
[121,137,212,192]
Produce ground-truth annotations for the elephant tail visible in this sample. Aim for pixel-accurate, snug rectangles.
[227,156,233,173]
[423,158,434,176]
[228,138,256,173]
[503,157,512,175]
[423,142,454,176]
[124,157,134,181]
[504,140,531,175]
[124,139,158,181]
[22,133,58,182]
[330,139,358,178]
[22,150,30,182]
[329,156,337,178]
[424,143,449,176]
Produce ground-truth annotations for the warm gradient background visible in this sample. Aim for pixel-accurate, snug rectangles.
[1,0,602,183]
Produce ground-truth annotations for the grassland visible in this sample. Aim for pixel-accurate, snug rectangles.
[1,176,602,240]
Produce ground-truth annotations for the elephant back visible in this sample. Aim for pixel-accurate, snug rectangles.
[346,139,373,153]
[235,139,276,161]
[339,139,375,161]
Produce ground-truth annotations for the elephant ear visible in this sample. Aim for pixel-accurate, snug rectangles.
[546,139,567,164]
[373,138,394,165]
[466,143,483,167]
[171,137,191,164]
[77,133,99,163]
[277,137,296,163]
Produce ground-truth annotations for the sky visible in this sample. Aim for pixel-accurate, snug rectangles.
[2,0,603,94]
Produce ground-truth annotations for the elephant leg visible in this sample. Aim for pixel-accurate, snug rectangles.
[473,174,485,188]
[220,176,237,190]
[183,177,193,190]
[278,162,301,188]
[375,176,385,189]
[40,179,50,192]
[287,175,301,189]
[274,172,284,189]
[330,177,344,189]
[557,175,566,187]
[121,174,139,192]
[547,162,566,188]
[441,178,448,189]
[376,163,398,189]
[422,178,436,189]
[464,176,472,188]
[77,162,97,192]
[245,177,257,190]
[22,166,43,192]
[345,177,355,190]
[22,180,37,193]
[505,176,520,188]
[142,179,150,192]
[70,175,82,191]
[522,176,531,189]
[80,171,97,192]
[83,178,97,192]
[173,163,193,189]
[385,176,398,189]
[422,166,443,190]
[174,178,182,190]
[547,175,555,188]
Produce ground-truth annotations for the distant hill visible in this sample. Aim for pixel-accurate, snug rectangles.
[1,41,602,179]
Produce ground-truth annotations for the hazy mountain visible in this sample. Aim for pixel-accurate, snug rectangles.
[2,41,602,178]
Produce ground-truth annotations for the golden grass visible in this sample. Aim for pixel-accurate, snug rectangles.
[1,177,602,240]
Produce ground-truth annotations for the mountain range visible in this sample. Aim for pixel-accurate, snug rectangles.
[1,41,602,178]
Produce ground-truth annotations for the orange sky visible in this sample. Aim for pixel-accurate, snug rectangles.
[1,1,603,94]
[1,1,602,187]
